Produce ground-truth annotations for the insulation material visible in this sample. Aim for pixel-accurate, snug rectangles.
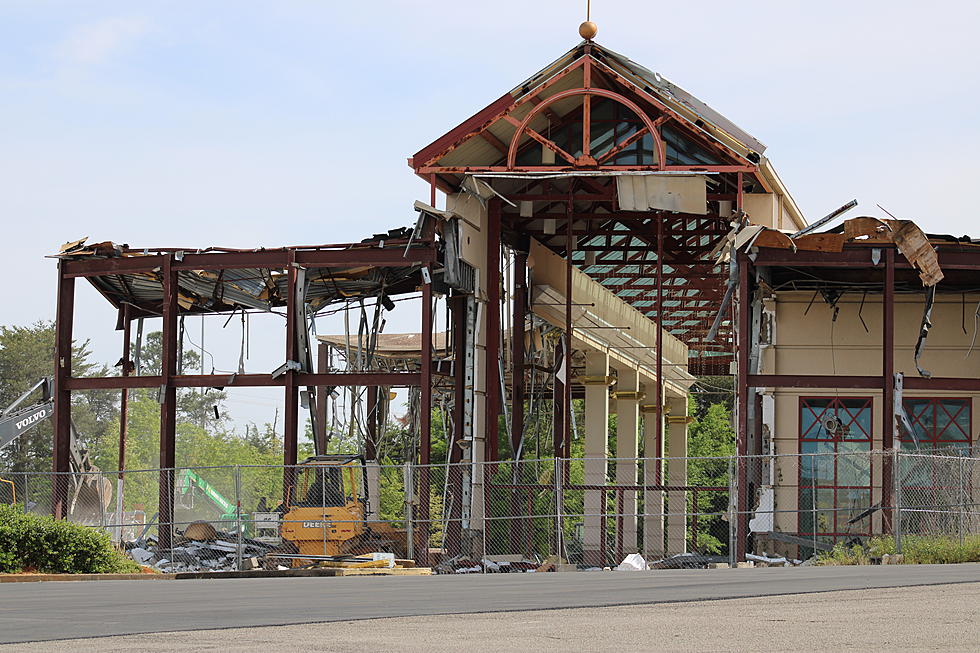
[616,174,707,214]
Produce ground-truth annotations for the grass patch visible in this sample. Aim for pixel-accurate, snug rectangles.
[0,503,139,574]
[817,535,980,566]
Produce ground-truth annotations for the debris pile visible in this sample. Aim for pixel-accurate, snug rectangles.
[123,520,275,573]
[435,555,550,574]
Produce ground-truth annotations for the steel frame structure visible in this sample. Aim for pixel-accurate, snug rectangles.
[53,241,439,549]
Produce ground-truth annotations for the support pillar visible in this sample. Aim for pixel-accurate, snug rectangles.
[666,396,689,555]
[283,253,300,500]
[613,368,642,555]
[52,262,74,519]
[365,386,380,520]
[735,251,751,561]
[642,398,665,559]
[314,341,329,454]
[883,247,895,533]
[158,255,178,549]
[485,199,501,462]
[417,281,433,564]
[582,350,610,567]
[116,305,132,540]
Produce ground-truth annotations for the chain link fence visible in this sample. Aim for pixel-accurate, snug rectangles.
[1,450,977,572]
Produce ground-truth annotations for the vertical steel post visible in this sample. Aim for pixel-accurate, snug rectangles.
[511,251,527,458]
[53,262,74,519]
[883,248,895,533]
[116,306,131,541]
[735,251,750,561]
[510,252,527,553]
[235,466,243,570]
[959,456,965,546]
[314,342,329,454]
[418,281,433,565]
[553,337,565,457]
[656,215,664,486]
[284,252,299,498]
[447,294,466,554]
[486,199,502,462]
[158,255,178,549]
[894,449,903,553]
[564,204,573,467]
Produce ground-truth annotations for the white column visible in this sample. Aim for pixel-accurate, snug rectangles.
[583,350,610,567]
[614,367,641,554]
[642,391,664,559]
[366,461,381,520]
[666,395,689,555]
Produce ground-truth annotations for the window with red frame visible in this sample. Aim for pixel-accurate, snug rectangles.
[798,397,874,544]
[898,397,972,534]
[900,397,971,454]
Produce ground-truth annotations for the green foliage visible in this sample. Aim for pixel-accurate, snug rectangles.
[686,395,735,554]
[818,535,980,566]
[0,321,114,475]
[0,503,139,574]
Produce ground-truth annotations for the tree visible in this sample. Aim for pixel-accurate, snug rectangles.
[0,321,114,474]
[134,331,230,427]
[686,396,736,554]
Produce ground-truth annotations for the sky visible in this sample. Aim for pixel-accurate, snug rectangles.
[1,0,978,430]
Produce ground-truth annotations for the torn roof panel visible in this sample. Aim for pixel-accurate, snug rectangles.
[52,232,437,317]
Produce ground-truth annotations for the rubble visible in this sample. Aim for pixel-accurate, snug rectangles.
[122,525,275,573]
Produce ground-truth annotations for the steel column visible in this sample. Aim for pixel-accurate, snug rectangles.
[283,253,299,498]
[118,305,132,480]
[883,247,895,532]
[486,199,502,461]
[418,281,434,564]
[511,251,527,458]
[314,342,329,454]
[735,251,750,561]
[158,255,178,549]
[655,214,664,486]
[564,205,573,464]
[52,262,74,519]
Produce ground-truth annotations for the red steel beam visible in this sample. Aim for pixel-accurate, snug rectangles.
[61,247,436,278]
[64,371,423,390]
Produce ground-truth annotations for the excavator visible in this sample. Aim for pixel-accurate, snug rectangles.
[0,378,111,523]
[274,454,407,566]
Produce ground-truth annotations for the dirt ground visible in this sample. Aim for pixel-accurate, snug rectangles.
[7,581,978,652]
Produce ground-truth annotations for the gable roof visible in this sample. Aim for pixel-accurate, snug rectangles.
[411,41,766,171]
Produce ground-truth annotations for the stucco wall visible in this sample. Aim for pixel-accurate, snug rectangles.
[762,290,980,545]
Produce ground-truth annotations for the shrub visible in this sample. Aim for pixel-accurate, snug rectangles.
[817,534,980,566]
[0,504,139,574]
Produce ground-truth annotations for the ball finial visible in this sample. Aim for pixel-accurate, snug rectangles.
[579,20,598,40]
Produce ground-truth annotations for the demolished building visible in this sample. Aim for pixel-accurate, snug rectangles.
[46,34,978,566]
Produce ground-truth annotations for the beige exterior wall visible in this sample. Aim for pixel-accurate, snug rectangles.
[762,289,980,549]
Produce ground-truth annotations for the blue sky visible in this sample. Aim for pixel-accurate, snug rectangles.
[1,1,977,427]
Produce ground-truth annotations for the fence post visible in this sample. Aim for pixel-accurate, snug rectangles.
[554,456,563,563]
[404,462,415,562]
[959,456,965,547]
[894,449,903,554]
[22,473,29,515]
[235,466,243,571]
[727,456,735,568]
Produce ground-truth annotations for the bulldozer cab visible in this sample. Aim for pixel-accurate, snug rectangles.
[292,455,365,509]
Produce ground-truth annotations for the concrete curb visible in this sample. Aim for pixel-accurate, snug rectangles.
[174,568,431,580]
[0,573,175,583]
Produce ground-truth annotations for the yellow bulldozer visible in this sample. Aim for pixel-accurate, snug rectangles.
[274,454,406,566]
